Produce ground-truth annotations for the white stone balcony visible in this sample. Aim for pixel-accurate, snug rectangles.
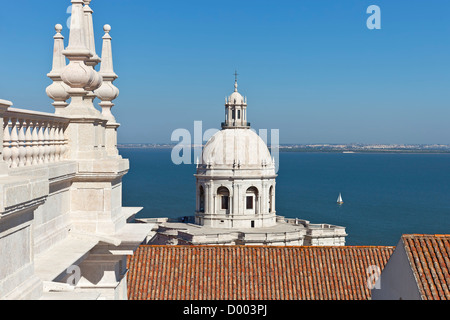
[2,107,69,169]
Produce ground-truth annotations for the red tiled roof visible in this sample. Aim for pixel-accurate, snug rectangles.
[127,245,394,300]
[402,234,450,300]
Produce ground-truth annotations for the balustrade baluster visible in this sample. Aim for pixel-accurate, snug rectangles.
[60,123,67,159]
[37,121,45,164]
[17,118,26,167]
[49,122,55,163]
[31,121,40,165]
[3,117,11,167]
[10,118,19,168]
[25,120,33,166]
[43,122,50,163]
[54,123,61,162]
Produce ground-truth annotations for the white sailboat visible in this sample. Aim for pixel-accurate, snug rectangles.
[337,193,344,205]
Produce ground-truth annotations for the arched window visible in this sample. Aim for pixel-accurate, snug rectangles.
[199,185,205,213]
[217,186,230,212]
[246,187,259,214]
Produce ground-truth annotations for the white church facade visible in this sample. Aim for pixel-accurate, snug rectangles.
[0,0,154,300]
[144,78,347,246]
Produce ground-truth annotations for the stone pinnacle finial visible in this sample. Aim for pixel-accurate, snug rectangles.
[97,24,119,123]
[63,0,91,57]
[49,24,66,75]
[98,24,115,77]
[82,0,103,108]
[55,23,63,33]
[97,23,121,157]
[46,24,70,113]
[234,70,239,92]
[83,0,100,65]
[61,0,101,116]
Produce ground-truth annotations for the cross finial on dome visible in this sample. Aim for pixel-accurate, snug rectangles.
[234,70,239,92]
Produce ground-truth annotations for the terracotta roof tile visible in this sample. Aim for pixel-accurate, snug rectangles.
[127,245,395,300]
[402,234,450,300]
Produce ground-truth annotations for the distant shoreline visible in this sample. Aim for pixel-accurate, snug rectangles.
[278,149,450,154]
[118,145,450,154]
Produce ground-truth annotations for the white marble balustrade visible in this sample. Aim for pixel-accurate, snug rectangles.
[2,108,69,168]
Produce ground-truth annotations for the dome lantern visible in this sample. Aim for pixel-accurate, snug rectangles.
[222,71,250,129]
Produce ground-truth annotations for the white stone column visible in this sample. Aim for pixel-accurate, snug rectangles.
[207,184,212,215]
[270,183,277,214]
[200,184,206,216]
[261,183,266,214]
[258,195,262,215]
[232,183,238,215]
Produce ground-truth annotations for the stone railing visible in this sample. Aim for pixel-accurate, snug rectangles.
[2,108,70,168]
[284,217,310,226]
[306,223,347,236]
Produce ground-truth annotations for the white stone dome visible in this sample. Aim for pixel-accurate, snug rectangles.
[201,129,274,168]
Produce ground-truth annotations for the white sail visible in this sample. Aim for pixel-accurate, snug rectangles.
[337,193,343,204]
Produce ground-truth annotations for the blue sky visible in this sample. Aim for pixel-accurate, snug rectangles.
[1,0,450,144]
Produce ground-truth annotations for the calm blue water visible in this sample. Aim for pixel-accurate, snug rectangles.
[120,148,450,246]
